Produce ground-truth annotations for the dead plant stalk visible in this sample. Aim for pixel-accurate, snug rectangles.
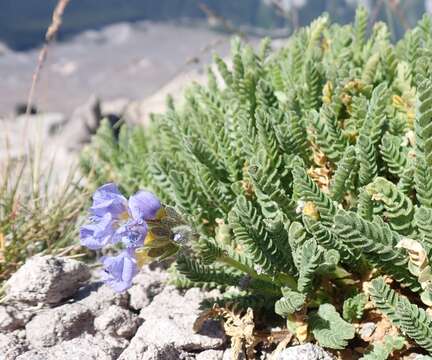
[24,0,71,118]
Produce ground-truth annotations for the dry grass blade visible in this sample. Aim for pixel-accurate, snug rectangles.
[0,148,87,284]
[25,0,71,117]
[195,0,247,40]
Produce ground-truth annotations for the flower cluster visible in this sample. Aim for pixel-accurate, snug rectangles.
[80,183,164,292]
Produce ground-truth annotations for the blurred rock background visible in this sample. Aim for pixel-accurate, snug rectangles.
[0,0,431,175]
[0,0,430,117]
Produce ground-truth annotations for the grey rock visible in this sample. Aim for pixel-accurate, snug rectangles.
[0,41,10,56]
[11,330,26,342]
[5,256,90,306]
[62,95,101,150]
[359,322,376,339]
[139,287,225,350]
[95,305,141,339]
[277,344,334,360]
[101,98,130,118]
[127,266,168,310]
[75,282,129,316]
[120,287,225,359]
[16,112,66,136]
[119,343,181,360]
[15,353,47,360]
[17,334,125,360]
[180,353,197,360]
[0,305,32,332]
[0,332,28,360]
[25,303,93,348]
[72,95,101,131]
[102,23,134,45]
[196,349,224,360]
[101,334,130,353]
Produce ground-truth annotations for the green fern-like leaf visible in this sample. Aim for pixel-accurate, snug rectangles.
[330,146,357,202]
[359,336,405,360]
[292,166,337,226]
[275,288,306,317]
[415,77,432,208]
[248,149,296,220]
[310,303,355,350]
[380,133,409,177]
[397,301,432,353]
[303,215,358,264]
[343,293,368,322]
[353,6,368,64]
[360,83,388,145]
[229,196,286,274]
[296,239,324,294]
[366,177,415,235]
[368,277,406,326]
[357,190,374,221]
[369,277,432,353]
[310,106,346,163]
[357,134,378,187]
[414,206,432,248]
[176,255,242,287]
[335,212,420,290]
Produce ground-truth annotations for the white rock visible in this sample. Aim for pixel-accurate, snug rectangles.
[25,303,93,348]
[17,334,124,360]
[0,305,32,332]
[15,112,66,137]
[139,287,225,350]
[61,95,101,151]
[120,287,225,358]
[0,332,28,360]
[223,349,246,360]
[196,349,224,360]
[0,41,10,56]
[101,98,130,117]
[5,256,90,306]
[75,282,129,316]
[119,343,181,360]
[127,266,168,310]
[277,344,334,360]
[95,305,141,339]
[359,322,376,339]
[102,23,133,45]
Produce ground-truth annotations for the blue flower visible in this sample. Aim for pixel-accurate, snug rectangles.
[100,250,138,292]
[80,184,162,250]
[80,183,163,291]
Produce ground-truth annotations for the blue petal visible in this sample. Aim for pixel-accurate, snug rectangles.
[80,213,117,250]
[128,190,161,221]
[93,183,123,203]
[100,250,137,292]
[90,183,128,218]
